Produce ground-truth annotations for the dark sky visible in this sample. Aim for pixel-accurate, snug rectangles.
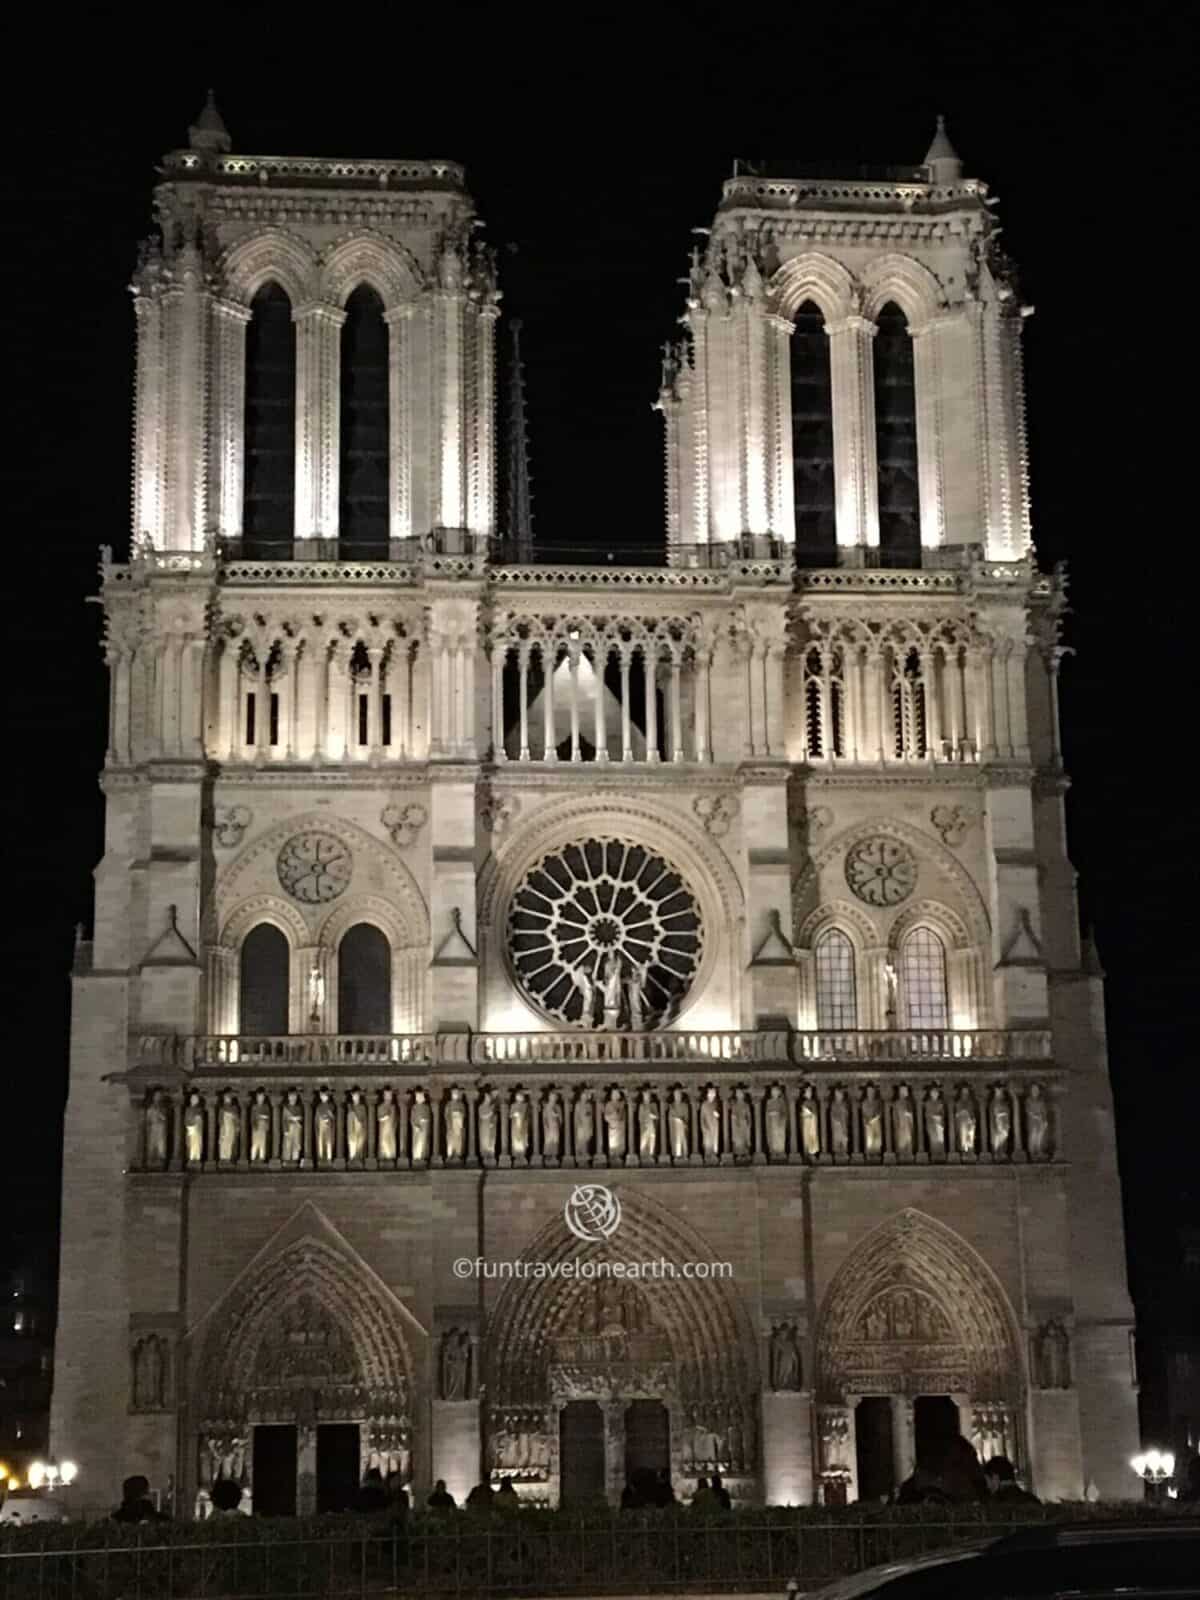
[6,5,1194,1365]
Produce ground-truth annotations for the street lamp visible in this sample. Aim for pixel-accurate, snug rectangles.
[27,1458,78,1493]
[1131,1449,1175,1502]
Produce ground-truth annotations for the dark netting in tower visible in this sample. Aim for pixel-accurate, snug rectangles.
[339,284,389,558]
[243,282,296,558]
[791,301,835,565]
[873,301,921,566]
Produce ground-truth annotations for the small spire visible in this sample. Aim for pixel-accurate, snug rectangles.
[504,319,535,563]
[923,113,962,183]
[188,89,232,155]
[1081,925,1105,978]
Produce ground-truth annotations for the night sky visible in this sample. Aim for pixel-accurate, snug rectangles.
[6,6,1194,1419]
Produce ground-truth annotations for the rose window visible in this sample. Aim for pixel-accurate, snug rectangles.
[507,838,704,1028]
[845,835,918,907]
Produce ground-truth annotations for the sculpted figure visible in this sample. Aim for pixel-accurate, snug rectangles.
[1025,1083,1050,1159]
[217,1091,240,1164]
[668,1088,690,1159]
[770,1324,801,1391]
[183,1090,205,1165]
[145,1090,169,1168]
[637,1090,659,1159]
[572,965,596,1028]
[410,1089,432,1164]
[1037,1320,1071,1389]
[627,963,648,1031]
[924,1086,946,1157]
[601,951,623,1024]
[829,1088,850,1156]
[376,1087,398,1163]
[441,1328,470,1401]
[444,1087,467,1160]
[892,1085,915,1159]
[573,1089,595,1158]
[478,1090,499,1160]
[281,1089,303,1163]
[133,1335,166,1410]
[699,1086,721,1158]
[346,1089,367,1163]
[765,1085,788,1157]
[861,1086,883,1158]
[800,1084,821,1159]
[604,1090,626,1159]
[542,1090,563,1159]
[730,1088,752,1157]
[510,1090,531,1159]
[989,1084,1012,1157]
[314,1088,336,1164]
[249,1090,271,1163]
[955,1087,978,1156]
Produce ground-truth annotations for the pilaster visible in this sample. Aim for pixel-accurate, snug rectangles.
[827,315,879,549]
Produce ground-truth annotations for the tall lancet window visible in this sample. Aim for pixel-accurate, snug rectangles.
[791,301,836,562]
[873,302,921,565]
[814,929,857,1029]
[339,285,389,558]
[240,924,289,1036]
[899,927,948,1030]
[243,283,296,559]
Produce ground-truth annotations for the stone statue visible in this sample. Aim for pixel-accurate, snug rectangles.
[955,1087,978,1156]
[314,1088,336,1164]
[572,965,596,1028]
[800,1085,821,1159]
[542,1091,562,1159]
[730,1089,752,1157]
[637,1090,659,1159]
[573,1090,594,1158]
[441,1328,470,1401]
[989,1084,1012,1157]
[183,1090,205,1165]
[376,1088,397,1163]
[281,1090,303,1163]
[410,1089,432,1164]
[861,1086,883,1158]
[346,1089,367,1164]
[478,1090,499,1160]
[829,1088,850,1156]
[627,963,648,1031]
[444,1087,467,1160]
[510,1090,531,1159]
[924,1086,946,1156]
[699,1086,721,1158]
[765,1085,788,1157]
[1036,1320,1071,1389]
[133,1334,166,1410]
[601,950,623,1026]
[883,954,898,1022]
[249,1090,271,1163]
[770,1323,801,1391]
[604,1090,626,1158]
[145,1090,169,1168]
[217,1091,240,1164]
[668,1088,690,1159]
[1025,1084,1050,1159]
[892,1085,915,1159]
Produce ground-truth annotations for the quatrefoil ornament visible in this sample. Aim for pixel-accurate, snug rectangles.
[381,802,429,849]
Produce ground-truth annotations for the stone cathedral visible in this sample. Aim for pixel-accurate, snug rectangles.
[52,100,1139,1517]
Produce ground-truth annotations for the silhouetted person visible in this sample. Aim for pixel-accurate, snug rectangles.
[621,1478,641,1509]
[210,1478,242,1516]
[1178,1455,1200,1504]
[466,1481,494,1511]
[427,1479,456,1510]
[113,1474,165,1523]
[983,1455,1039,1504]
[895,1458,954,1505]
[941,1435,988,1502]
[652,1468,676,1507]
[385,1471,410,1514]
[495,1477,519,1513]
[690,1476,718,1511]
[711,1472,732,1510]
[355,1467,390,1513]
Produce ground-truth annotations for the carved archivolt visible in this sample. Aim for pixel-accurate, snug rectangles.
[794,899,877,952]
[767,251,857,323]
[217,893,310,952]
[317,894,422,955]
[219,228,320,307]
[888,899,973,953]
[319,232,423,309]
[859,252,947,332]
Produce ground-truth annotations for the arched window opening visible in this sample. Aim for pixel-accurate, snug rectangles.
[243,282,296,559]
[791,301,835,564]
[240,924,289,1036]
[891,646,927,759]
[873,302,920,567]
[802,647,845,761]
[815,929,857,1029]
[900,927,948,1030]
[338,923,392,1035]
[339,285,389,558]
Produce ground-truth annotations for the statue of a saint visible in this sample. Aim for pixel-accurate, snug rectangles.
[699,1086,721,1158]
[892,1085,915,1159]
[542,1091,562,1159]
[765,1085,788,1157]
[573,1090,594,1159]
[346,1089,367,1163]
[627,963,648,1031]
[281,1090,303,1163]
[376,1088,398,1163]
[1037,1320,1071,1389]
[955,1087,978,1156]
[444,1088,467,1160]
[217,1092,240,1164]
[924,1086,946,1157]
[604,1090,626,1158]
[770,1324,801,1391]
[183,1090,205,1165]
[510,1091,531,1159]
[601,950,623,1026]
[989,1084,1012,1157]
[478,1090,499,1160]
[637,1090,659,1159]
[572,965,596,1028]
[829,1088,850,1156]
[314,1088,336,1164]
[133,1335,166,1410]
[861,1086,883,1158]
[441,1328,470,1401]
[883,955,898,1023]
[410,1089,432,1164]
[249,1090,271,1163]
[668,1088,690,1159]
[1025,1084,1050,1159]
[145,1090,169,1168]
[800,1085,821,1159]
[730,1089,752,1157]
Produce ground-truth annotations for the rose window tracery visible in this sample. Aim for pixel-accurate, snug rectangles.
[507,838,703,1028]
[844,836,918,907]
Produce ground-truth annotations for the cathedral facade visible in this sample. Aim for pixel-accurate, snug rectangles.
[52,102,1138,1516]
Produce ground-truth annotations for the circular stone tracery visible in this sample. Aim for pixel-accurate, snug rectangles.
[507,838,704,1028]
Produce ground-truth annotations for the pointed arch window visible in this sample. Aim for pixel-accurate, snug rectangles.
[873,302,920,566]
[337,923,392,1034]
[243,282,296,558]
[239,923,289,1035]
[900,927,948,1029]
[339,285,389,558]
[791,300,835,563]
[815,928,857,1029]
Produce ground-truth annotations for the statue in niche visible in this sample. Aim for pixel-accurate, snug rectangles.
[883,955,899,1024]
[865,1301,888,1340]
[699,1086,721,1158]
[478,1090,499,1160]
[572,965,597,1028]
[132,1334,167,1410]
[627,963,648,1031]
[638,1090,659,1159]
[440,1328,471,1401]
[573,1089,595,1158]
[829,1088,850,1156]
[444,1087,467,1161]
[281,1090,303,1163]
[892,1085,915,1158]
[601,951,623,1027]
[1036,1320,1071,1389]
[217,1091,240,1164]
[668,1088,690,1159]
[145,1090,169,1168]
[376,1087,398,1163]
[989,1084,1012,1157]
[1025,1084,1050,1159]
[769,1323,802,1391]
[314,1087,336,1163]
[800,1084,821,1158]
[542,1090,563,1159]
[510,1090,531,1159]
[183,1090,205,1165]
[765,1085,788,1157]
[892,1292,915,1339]
[249,1090,271,1163]
[604,1090,626,1159]
[924,1086,946,1156]
[861,1086,883,1157]
[410,1089,432,1164]
[955,1087,978,1156]
[346,1089,367,1163]
[730,1088,752,1157]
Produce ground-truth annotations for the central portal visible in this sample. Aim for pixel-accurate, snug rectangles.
[624,1399,670,1498]
[252,1425,297,1516]
[559,1401,605,1505]
[316,1423,361,1512]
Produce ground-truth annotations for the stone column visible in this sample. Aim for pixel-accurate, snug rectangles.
[211,297,252,545]
[890,1396,915,1486]
[827,315,879,551]
[294,303,344,549]
[603,1401,626,1508]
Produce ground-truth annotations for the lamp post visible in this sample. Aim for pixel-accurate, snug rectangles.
[28,1458,78,1493]
[1130,1449,1175,1503]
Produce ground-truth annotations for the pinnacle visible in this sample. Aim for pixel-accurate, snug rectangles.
[188,88,232,155]
[924,113,960,165]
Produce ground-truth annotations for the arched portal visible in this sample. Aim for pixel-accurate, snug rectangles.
[485,1193,759,1505]
[813,1210,1024,1502]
